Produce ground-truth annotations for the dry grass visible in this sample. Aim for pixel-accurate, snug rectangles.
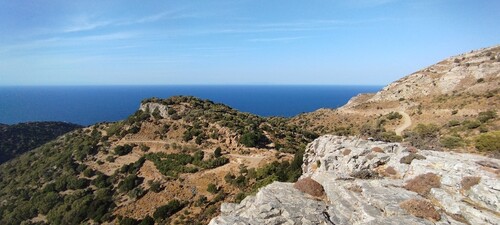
[347,184,363,193]
[342,149,352,156]
[461,176,481,191]
[400,198,441,221]
[404,173,441,196]
[372,147,385,153]
[294,177,325,197]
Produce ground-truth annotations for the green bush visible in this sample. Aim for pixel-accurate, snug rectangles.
[118,175,143,193]
[475,131,500,152]
[120,217,140,225]
[406,124,440,149]
[83,168,95,177]
[149,181,162,193]
[214,147,222,158]
[153,200,184,221]
[207,183,218,194]
[463,120,481,129]
[448,120,460,127]
[139,216,155,225]
[440,135,464,149]
[234,192,246,203]
[115,144,133,156]
[478,110,497,123]
[140,144,150,152]
[240,131,267,147]
[386,112,403,120]
[379,132,403,142]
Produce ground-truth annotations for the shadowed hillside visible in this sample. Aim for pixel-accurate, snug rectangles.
[0,122,82,163]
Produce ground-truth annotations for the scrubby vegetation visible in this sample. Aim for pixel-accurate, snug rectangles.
[0,96,321,224]
[0,122,81,163]
[405,124,440,149]
[400,198,441,221]
[404,173,441,196]
[153,200,185,221]
[400,153,426,164]
[475,131,500,153]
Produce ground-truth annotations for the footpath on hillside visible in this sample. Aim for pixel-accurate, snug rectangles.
[395,111,412,136]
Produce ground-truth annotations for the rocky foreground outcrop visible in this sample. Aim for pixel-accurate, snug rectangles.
[210,135,500,225]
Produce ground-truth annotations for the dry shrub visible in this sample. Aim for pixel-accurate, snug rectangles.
[400,198,441,221]
[461,176,481,191]
[400,153,426,164]
[372,147,385,153]
[476,160,499,169]
[347,184,363,193]
[294,177,325,197]
[342,149,352,156]
[385,166,397,175]
[406,146,418,153]
[404,173,441,195]
[351,170,378,179]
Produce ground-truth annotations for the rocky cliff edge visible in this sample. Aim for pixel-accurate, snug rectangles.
[210,135,500,225]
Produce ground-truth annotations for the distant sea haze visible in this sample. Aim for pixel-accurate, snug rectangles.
[0,85,382,126]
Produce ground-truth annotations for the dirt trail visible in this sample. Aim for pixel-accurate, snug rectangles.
[228,154,266,168]
[395,111,412,136]
[120,140,170,144]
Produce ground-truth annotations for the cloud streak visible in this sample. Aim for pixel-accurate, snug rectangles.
[248,36,308,42]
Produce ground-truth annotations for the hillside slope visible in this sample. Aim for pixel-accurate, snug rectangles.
[0,96,317,225]
[0,122,82,163]
[293,45,499,156]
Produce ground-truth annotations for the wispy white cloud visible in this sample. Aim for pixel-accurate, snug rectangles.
[248,36,308,42]
[61,9,201,34]
[0,32,137,54]
[62,15,113,33]
[77,32,136,41]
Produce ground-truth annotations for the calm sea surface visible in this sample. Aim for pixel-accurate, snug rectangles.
[0,86,382,126]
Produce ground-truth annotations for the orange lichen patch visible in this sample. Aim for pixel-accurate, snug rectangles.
[400,198,441,221]
[404,173,441,196]
[385,166,397,175]
[294,177,325,197]
[461,176,481,191]
[372,147,385,153]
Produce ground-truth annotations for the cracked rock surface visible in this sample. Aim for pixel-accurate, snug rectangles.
[209,135,500,225]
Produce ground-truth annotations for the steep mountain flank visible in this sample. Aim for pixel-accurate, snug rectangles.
[0,96,317,225]
[210,135,500,225]
[293,45,500,155]
[347,45,500,106]
[0,122,82,163]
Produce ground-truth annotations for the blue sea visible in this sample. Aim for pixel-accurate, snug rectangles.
[0,86,382,126]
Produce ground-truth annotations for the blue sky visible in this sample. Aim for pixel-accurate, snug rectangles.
[0,0,498,85]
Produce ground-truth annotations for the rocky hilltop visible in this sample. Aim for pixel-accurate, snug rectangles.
[345,45,500,108]
[210,135,500,225]
[292,45,499,155]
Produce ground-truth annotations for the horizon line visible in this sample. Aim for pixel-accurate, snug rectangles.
[0,83,386,87]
